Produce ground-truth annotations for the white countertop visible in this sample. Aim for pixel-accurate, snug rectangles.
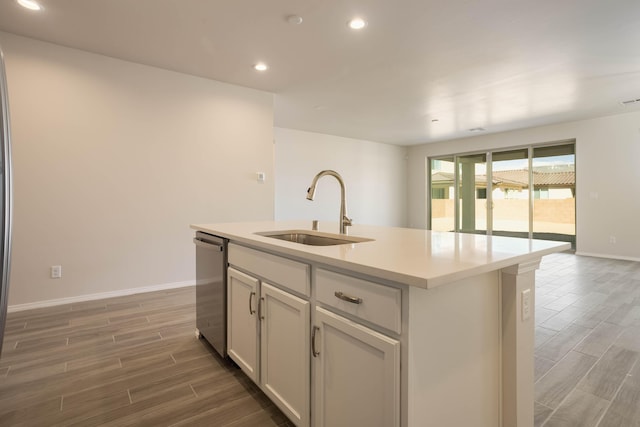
[191,221,571,289]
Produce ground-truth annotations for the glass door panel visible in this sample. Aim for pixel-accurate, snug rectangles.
[430,157,455,231]
[491,149,529,238]
[457,154,487,234]
[428,142,575,249]
[532,144,576,247]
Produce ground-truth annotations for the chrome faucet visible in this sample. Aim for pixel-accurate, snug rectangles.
[306,170,352,234]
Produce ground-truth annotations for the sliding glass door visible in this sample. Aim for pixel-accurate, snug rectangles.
[429,157,455,231]
[491,149,529,238]
[532,145,576,245]
[457,153,487,234]
[428,142,575,248]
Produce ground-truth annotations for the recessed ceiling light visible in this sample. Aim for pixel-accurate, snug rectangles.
[254,63,268,72]
[348,17,367,30]
[17,0,42,11]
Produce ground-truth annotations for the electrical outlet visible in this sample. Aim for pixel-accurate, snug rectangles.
[50,265,62,279]
[521,289,531,321]
[610,236,617,244]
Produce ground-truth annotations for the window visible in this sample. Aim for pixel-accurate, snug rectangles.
[432,188,446,199]
[428,142,575,248]
[429,157,455,231]
[532,144,575,243]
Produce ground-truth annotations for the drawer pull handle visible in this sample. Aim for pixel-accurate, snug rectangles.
[334,291,363,305]
[312,326,320,357]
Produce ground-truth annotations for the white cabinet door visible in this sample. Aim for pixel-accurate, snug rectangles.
[227,267,259,382]
[313,307,400,427]
[260,282,310,427]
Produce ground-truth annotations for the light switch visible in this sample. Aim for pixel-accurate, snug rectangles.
[257,172,266,183]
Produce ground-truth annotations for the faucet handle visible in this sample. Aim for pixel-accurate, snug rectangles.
[343,215,353,227]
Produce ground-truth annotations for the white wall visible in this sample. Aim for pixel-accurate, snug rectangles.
[408,111,640,261]
[275,127,408,229]
[1,32,275,306]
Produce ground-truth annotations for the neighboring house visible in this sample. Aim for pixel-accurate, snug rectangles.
[431,166,576,200]
[431,165,576,241]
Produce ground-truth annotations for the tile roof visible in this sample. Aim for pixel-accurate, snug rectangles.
[432,169,575,187]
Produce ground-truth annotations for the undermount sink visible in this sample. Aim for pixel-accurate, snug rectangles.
[255,230,374,246]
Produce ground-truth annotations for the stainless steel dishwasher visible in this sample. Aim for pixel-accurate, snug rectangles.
[194,231,228,357]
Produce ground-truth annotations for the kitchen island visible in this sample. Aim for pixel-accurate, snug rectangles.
[191,221,570,427]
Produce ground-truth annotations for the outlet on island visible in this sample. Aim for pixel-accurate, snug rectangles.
[521,288,531,321]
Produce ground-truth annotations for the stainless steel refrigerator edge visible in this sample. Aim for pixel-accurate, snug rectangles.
[0,45,14,358]
[194,232,227,358]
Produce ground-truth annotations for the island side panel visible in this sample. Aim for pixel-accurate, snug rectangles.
[407,270,501,427]
[501,260,539,427]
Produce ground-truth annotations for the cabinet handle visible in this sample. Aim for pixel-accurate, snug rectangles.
[334,291,363,305]
[312,326,320,357]
[259,297,265,320]
[249,291,256,315]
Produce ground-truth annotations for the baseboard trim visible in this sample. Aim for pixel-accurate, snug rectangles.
[7,280,195,313]
[575,252,640,263]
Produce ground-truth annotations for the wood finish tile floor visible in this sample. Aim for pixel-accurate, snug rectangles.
[1,252,639,426]
[535,253,640,427]
[0,287,294,427]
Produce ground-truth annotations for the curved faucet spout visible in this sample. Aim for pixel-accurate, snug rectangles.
[306,170,352,234]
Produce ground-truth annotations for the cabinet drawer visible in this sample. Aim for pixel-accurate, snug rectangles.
[315,269,401,334]
[229,244,310,297]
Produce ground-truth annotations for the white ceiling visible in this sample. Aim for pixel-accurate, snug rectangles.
[1,0,640,145]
